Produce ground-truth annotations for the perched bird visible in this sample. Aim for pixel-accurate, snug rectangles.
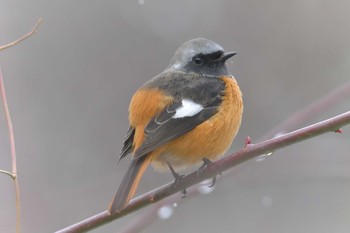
[109,38,243,213]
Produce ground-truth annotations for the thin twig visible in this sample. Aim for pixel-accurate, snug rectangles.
[0,18,42,52]
[0,17,42,233]
[0,169,15,178]
[56,110,350,233]
[0,69,21,233]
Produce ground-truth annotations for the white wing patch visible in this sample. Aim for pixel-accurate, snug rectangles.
[173,99,203,118]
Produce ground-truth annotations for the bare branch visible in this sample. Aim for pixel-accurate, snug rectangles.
[117,81,350,232]
[262,80,350,139]
[0,18,42,52]
[0,18,42,233]
[0,69,21,233]
[56,110,350,233]
[0,169,15,179]
[119,183,201,233]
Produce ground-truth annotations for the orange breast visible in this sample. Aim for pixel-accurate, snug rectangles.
[152,76,243,171]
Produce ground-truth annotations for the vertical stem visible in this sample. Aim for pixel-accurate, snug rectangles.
[0,69,21,233]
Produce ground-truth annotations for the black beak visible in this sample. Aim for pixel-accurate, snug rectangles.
[219,51,237,62]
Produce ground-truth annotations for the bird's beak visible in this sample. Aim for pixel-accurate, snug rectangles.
[219,51,237,62]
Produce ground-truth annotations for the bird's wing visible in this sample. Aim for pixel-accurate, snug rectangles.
[119,126,135,162]
[133,99,218,159]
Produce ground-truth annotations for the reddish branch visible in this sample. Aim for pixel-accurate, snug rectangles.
[118,80,350,233]
[56,110,350,233]
[120,82,350,233]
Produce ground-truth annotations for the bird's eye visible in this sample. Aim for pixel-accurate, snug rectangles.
[193,57,204,65]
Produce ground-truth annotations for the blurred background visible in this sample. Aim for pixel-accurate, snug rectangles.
[1,1,350,232]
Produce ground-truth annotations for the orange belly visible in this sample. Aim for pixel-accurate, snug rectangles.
[151,76,243,171]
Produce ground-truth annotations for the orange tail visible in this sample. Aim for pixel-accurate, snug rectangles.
[108,155,152,213]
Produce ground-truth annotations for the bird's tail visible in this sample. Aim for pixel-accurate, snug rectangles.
[108,155,152,213]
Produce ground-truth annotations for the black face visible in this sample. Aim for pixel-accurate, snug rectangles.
[192,51,223,66]
[166,38,236,77]
[183,51,231,77]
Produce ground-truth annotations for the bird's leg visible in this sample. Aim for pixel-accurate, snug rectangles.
[167,162,187,198]
[199,158,213,170]
[198,158,219,188]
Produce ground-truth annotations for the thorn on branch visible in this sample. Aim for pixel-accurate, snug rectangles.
[335,128,343,133]
[244,136,252,147]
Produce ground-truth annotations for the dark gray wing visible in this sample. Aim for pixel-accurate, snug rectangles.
[133,101,218,159]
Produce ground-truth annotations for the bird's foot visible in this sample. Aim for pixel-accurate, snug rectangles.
[197,158,219,188]
[167,162,187,198]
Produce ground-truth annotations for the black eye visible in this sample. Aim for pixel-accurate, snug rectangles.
[193,57,204,65]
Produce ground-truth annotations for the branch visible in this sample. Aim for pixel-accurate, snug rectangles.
[0,17,43,232]
[262,80,350,139]
[118,179,212,233]
[0,69,21,233]
[0,18,42,52]
[0,169,16,179]
[56,110,350,233]
[118,80,350,232]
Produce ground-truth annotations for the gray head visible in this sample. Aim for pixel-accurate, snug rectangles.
[166,38,236,77]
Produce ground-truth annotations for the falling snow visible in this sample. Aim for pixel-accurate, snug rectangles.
[157,205,174,219]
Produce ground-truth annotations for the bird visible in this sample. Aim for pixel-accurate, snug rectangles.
[108,38,243,213]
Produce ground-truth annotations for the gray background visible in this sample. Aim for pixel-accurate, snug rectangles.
[1,1,350,232]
